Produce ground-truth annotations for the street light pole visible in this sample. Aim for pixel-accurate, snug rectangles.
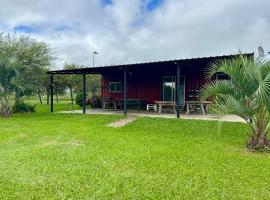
[93,51,98,67]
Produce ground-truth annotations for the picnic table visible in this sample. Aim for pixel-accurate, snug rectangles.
[185,101,212,115]
[154,101,176,114]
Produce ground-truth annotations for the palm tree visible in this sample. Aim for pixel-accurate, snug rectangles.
[0,54,20,117]
[201,53,270,150]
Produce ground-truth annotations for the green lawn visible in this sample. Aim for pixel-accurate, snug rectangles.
[0,103,269,199]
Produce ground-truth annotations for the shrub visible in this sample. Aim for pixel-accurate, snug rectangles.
[75,92,83,107]
[75,92,91,107]
[13,101,36,113]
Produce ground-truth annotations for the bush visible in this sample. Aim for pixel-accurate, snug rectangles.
[75,92,91,107]
[75,92,84,107]
[76,93,101,108]
[13,101,36,113]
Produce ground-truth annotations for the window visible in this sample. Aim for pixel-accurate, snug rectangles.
[109,82,122,93]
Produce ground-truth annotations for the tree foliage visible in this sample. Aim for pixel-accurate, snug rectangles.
[0,33,53,117]
[61,63,101,104]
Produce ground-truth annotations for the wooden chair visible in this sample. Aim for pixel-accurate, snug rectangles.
[146,104,158,113]
[101,97,117,110]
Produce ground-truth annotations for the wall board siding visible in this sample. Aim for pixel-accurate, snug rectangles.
[101,64,208,102]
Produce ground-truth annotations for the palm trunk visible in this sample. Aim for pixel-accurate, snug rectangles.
[258,136,267,148]
[247,106,270,150]
[0,96,13,118]
[248,134,269,149]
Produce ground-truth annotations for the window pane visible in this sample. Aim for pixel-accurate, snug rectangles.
[115,83,121,92]
[109,82,121,92]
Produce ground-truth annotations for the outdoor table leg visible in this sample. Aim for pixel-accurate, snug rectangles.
[205,104,209,113]
[159,103,162,114]
[185,104,190,115]
[200,104,206,115]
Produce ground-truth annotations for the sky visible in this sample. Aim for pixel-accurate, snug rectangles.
[0,0,270,68]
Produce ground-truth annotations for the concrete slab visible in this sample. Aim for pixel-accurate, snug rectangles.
[58,109,246,123]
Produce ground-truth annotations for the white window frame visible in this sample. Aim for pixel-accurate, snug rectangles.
[109,82,122,93]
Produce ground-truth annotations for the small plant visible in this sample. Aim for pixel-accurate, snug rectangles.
[13,101,36,113]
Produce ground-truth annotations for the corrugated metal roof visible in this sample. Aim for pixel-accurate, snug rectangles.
[47,52,254,74]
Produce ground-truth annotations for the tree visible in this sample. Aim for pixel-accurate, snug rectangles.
[62,63,101,104]
[87,74,101,96]
[35,67,49,104]
[22,66,49,104]
[0,52,20,117]
[201,53,270,151]
[62,63,82,105]
[0,33,53,117]
[54,75,66,103]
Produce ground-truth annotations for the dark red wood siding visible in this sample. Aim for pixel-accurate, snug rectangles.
[101,63,208,103]
[102,71,161,103]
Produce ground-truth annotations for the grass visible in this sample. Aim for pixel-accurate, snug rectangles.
[0,103,269,199]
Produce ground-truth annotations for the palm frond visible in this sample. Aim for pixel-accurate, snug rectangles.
[200,80,234,100]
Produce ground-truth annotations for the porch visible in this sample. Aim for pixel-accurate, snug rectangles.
[58,109,245,123]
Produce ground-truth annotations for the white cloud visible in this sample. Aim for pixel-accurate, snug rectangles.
[0,0,270,68]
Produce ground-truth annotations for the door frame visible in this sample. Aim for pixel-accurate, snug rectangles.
[161,76,185,104]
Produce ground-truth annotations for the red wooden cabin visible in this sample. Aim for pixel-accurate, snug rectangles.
[47,53,253,117]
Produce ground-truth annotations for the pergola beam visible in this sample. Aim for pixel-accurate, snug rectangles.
[176,65,181,118]
[50,75,54,112]
[123,69,127,115]
[82,73,86,114]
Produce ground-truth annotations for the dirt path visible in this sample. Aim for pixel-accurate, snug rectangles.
[107,116,137,127]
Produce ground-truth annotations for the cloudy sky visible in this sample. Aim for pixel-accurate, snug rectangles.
[0,0,269,68]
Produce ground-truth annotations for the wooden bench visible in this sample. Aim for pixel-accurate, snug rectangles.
[116,99,145,109]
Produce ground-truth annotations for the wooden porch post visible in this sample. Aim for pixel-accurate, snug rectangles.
[176,64,181,118]
[123,69,127,115]
[82,73,86,114]
[50,75,54,112]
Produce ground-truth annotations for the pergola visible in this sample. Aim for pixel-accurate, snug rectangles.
[46,60,183,118]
